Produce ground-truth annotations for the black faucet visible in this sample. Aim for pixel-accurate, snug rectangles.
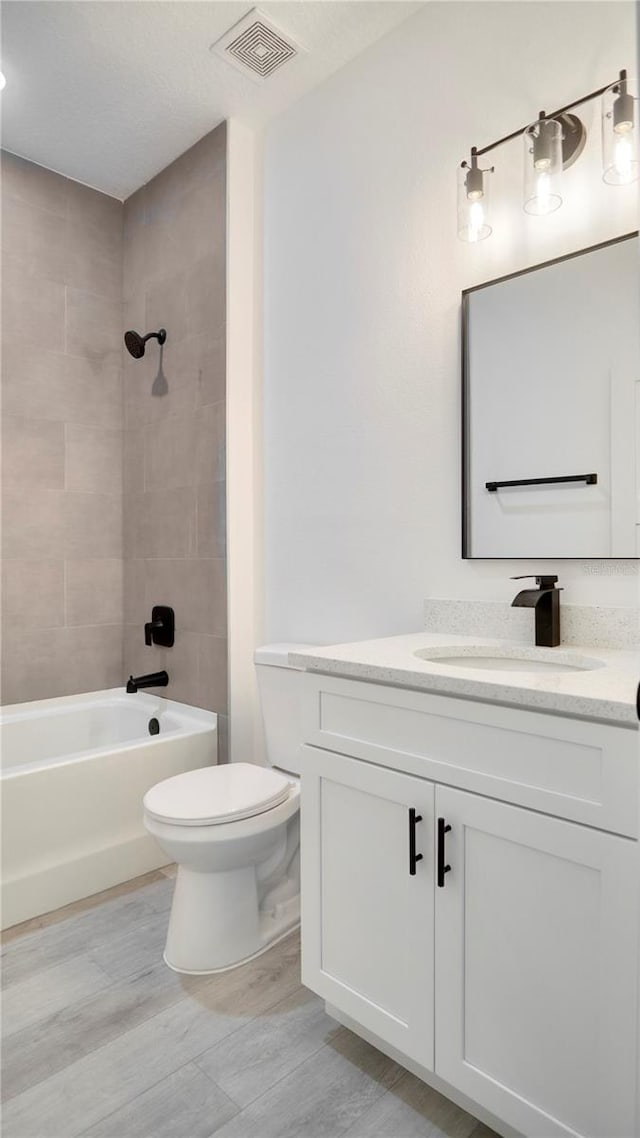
[510,575,562,647]
[127,671,169,694]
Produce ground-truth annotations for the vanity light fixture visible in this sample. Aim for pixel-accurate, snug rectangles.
[458,70,637,242]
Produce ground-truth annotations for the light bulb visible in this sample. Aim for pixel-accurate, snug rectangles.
[523,118,563,215]
[535,171,551,214]
[602,75,639,185]
[613,134,633,181]
[467,200,485,242]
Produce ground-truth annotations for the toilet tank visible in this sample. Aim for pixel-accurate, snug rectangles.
[254,644,317,776]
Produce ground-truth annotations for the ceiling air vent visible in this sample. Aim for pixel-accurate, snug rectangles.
[210,9,304,82]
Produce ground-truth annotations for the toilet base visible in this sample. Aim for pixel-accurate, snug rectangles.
[163,920,300,975]
[163,861,300,974]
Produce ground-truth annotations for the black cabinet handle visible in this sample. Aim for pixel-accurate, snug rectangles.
[437,817,451,887]
[408,808,423,876]
[636,681,640,722]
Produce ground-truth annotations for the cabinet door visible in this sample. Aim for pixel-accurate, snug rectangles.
[301,746,435,1069]
[435,785,639,1138]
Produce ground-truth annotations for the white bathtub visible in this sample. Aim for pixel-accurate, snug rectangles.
[0,689,217,930]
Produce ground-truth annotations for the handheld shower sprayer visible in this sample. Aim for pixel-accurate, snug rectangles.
[124,328,167,359]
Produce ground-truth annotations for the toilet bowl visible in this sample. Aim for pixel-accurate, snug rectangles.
[143,643,314,974]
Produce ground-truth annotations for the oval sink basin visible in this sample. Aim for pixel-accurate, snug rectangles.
[413,647,604,675]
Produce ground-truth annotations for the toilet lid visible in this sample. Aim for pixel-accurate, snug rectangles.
[143,763,291,826]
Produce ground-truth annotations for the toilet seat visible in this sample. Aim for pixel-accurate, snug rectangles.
[143,763,292,827]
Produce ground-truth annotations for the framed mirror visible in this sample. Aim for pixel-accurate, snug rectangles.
[462,232,639,559]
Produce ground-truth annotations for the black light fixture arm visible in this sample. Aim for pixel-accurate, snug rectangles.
[466,69,628,161]
[461,146,494,175]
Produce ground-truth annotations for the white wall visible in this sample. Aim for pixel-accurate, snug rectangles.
[226,120,265,763]
[264,1,639,645]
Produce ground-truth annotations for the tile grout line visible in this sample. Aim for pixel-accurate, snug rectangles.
[63,551,67,628]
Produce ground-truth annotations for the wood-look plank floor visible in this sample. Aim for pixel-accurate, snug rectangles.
[1,873,498,1138]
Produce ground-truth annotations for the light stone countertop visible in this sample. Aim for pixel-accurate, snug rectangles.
[290,632,640,728]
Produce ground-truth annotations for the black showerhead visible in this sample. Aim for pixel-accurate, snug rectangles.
[124,330,145,358]
[124,328,167,359]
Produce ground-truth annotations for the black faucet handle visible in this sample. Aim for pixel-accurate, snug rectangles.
[144,606,175,648]
[510,574,559,589]
[144,618,163,646]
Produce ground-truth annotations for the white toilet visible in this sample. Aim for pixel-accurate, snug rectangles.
[143,643,313,974]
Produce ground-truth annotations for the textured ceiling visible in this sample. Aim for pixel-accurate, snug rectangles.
[0,1,422,199]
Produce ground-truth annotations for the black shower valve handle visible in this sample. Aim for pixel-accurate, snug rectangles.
[144,606,175,648]
[144,619,163,647]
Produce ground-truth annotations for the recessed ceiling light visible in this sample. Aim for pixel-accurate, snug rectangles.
[0,73,6,91]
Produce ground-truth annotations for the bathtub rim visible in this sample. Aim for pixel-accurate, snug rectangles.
[0,688,217,778]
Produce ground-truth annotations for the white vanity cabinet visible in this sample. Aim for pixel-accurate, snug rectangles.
[302,749,435,1069]
[300,673,639,1138]
[435,785,637,1138]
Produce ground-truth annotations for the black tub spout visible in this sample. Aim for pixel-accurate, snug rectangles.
[126,671,169,694]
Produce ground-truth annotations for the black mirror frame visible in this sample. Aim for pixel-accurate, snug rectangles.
[461,229,639,560]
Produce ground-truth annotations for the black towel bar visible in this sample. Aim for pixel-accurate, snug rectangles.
[486,473,598,492]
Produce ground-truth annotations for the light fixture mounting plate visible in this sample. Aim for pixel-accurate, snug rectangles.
[558,113,587,169]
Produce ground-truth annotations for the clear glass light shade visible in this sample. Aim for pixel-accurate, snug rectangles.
[457,163,492,242]
[523,118,563,215]
[602,76,639,185]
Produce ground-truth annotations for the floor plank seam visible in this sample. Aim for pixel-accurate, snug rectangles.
[1,942,112,993]
[0,871,172,947]
[7,983,300,1132]
[74,1059,244,1138]
[1,966,185,1103]
[0,892,174,982]
[192,1017,339,1112]
[0,878,494,1138]
[2,944,305,1108]
[0,961,116,1042]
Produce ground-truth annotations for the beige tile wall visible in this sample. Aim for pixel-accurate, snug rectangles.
[1,152,124,704]
[121,124,228,752]
[1,128,227,736]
